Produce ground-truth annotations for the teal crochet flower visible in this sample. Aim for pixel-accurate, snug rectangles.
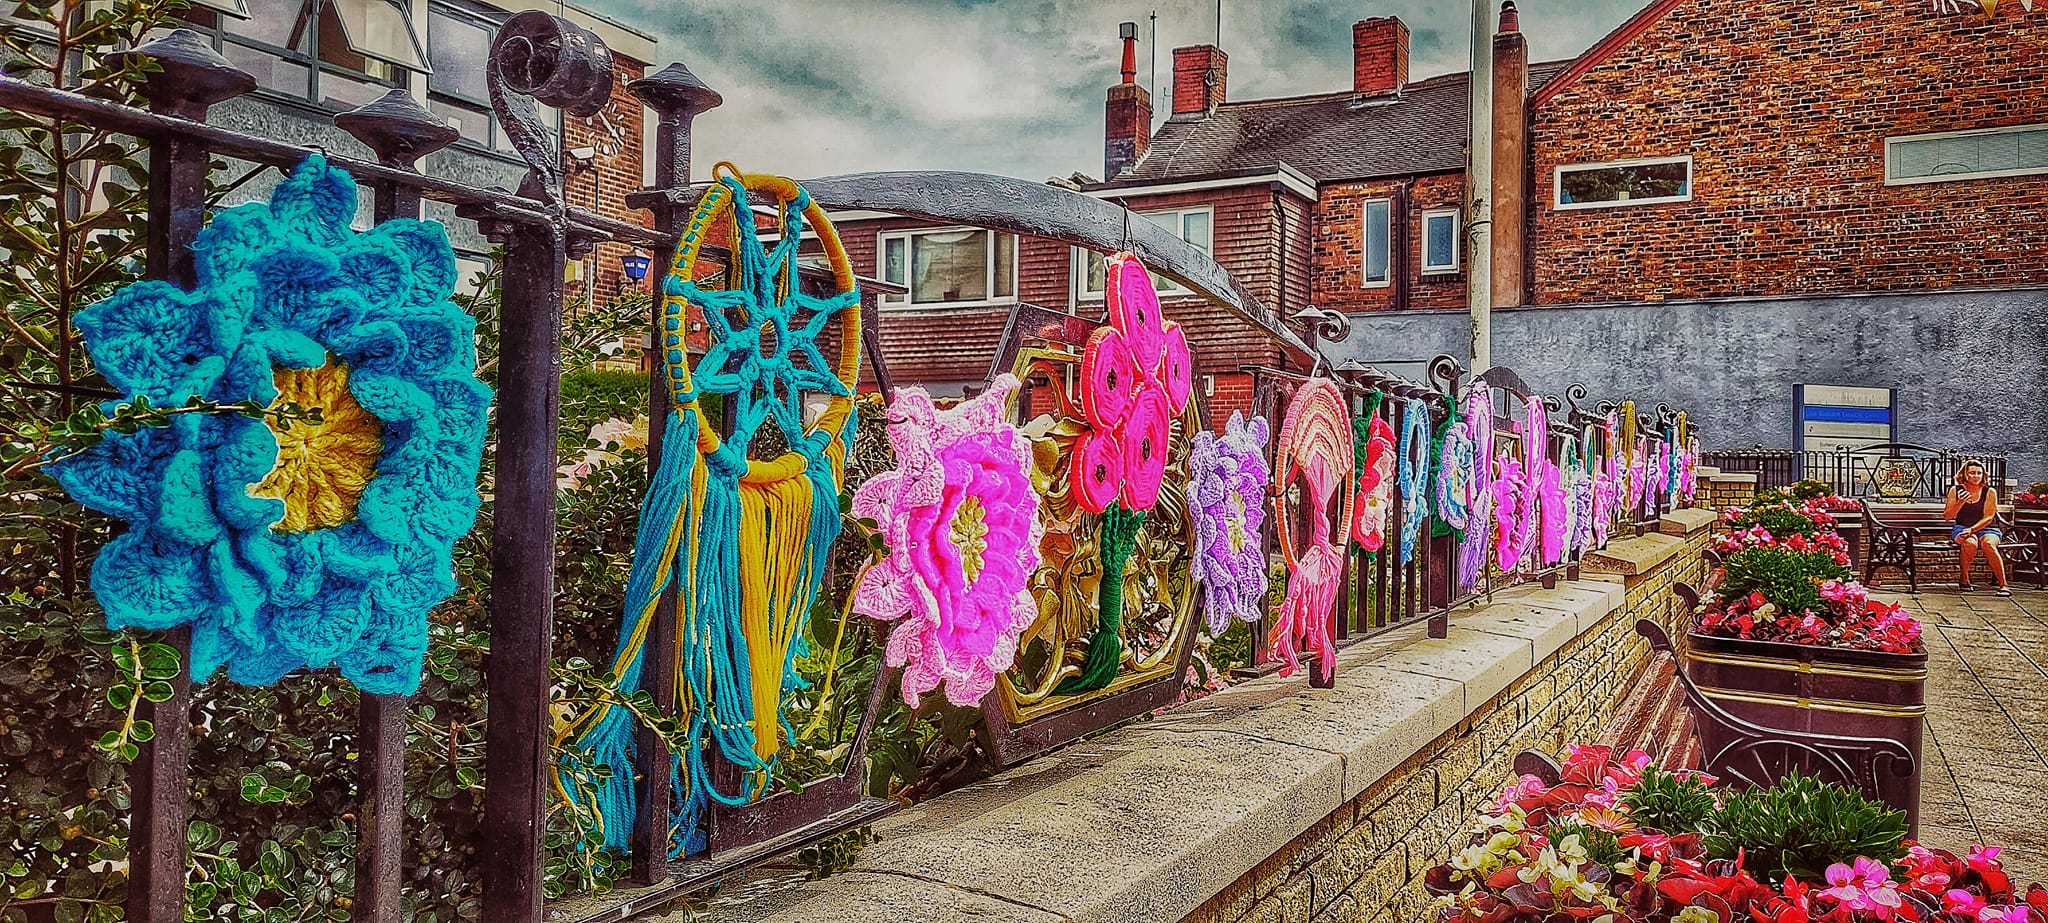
[50,155,491,695]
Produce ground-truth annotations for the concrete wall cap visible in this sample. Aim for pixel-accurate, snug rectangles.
[1581,532,1687,576]
[1660,507,1719,536]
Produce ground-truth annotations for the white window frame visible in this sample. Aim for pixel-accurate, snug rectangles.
[1072,206,1215,301]
[1552,155,1694,210]
[1361,198,1392,289]
[1420,207,1460,275]
[1884,123,2048,186]
[877,227,1018,309]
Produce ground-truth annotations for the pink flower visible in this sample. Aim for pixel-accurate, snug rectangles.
[1821,858,1905,917]
[1491,773,1548,812]
[1949,888,1990,915]
[1978,906,2028,923]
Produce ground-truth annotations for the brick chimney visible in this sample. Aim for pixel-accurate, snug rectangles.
[1171,44,1227,118]
[1105,22,1152,179]
[1490,1,1529,306]
[1353,17,1409,97]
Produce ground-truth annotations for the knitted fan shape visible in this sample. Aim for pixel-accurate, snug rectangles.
[1270,378,1353,684]
[50,155,490,694]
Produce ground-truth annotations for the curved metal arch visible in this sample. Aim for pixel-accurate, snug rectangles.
[648,170,1317,362]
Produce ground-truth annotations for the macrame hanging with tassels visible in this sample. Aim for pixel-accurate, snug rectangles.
[1270,377,1354,685]
[559,167,862,856]
[48,155,491,696]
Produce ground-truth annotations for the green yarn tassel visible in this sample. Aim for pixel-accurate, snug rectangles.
[1056,504,1146,694]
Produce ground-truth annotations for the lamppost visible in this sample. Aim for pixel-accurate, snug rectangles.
[620,251,650,292]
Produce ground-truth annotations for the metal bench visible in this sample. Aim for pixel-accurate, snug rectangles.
[1860,499,2044,591]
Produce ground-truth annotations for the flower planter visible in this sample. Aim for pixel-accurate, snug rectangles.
[1685,630,1924,835]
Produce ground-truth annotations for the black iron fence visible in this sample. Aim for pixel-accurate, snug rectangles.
[1703,444,2010,500]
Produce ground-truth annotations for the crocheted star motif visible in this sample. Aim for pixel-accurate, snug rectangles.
[50,155,491,695]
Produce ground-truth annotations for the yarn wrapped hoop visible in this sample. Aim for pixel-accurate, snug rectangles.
[1071,428,1125,514]
[667,169,862,463]
[1080,325,1138,430]
[1270,378,1355,685]
[1158,323,1193,414]
[1120,388,1171,510]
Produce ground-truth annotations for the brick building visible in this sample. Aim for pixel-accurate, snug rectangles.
[828,0,2047,427]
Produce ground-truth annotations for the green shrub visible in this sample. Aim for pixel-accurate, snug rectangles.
[1621,767,1719,834]
[1702,770,1908,884]
[1786,478,1837,502]
[1715,544,1853,614]
[1725,502,1825,540]
[1546,820,1628,867]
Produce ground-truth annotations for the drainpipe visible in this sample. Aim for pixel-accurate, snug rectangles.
[1467,0,1494,371]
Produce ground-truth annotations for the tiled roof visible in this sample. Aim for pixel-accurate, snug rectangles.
[1113,61,1571,185]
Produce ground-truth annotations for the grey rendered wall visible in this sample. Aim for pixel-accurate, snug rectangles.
[1328,288,2048,482]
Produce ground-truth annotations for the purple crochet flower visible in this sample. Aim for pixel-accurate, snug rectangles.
[1188,412,1272,634]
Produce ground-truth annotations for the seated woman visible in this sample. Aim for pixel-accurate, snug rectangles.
[1945,460,2010,596]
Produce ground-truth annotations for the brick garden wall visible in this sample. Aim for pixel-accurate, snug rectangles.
[1528,0,2048,305]
[1178,526,1712,923]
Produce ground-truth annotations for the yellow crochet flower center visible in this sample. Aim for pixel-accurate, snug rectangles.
[951,494,990,582]
[250,357,384,532]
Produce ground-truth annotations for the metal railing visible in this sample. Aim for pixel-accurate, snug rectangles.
[1703,444,2009,499]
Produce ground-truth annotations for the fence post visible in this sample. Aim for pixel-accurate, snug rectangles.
[115,30,256,923]
[622,61,721,885]
[335,88,461,923]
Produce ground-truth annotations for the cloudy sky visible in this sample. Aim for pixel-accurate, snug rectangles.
[580,0,1651,182]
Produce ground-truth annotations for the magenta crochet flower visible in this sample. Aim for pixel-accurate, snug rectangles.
[1530,399,1567,566]
[1492,450,1529,573]
[851,374,1044,708]
[1070,253,1193,515]
[1188,412,1272,634]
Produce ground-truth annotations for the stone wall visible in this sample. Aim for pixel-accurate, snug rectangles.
[1329,287,2048,484]
[1179,522,1711,923]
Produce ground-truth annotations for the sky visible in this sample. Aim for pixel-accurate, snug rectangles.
[580,0,1653,182]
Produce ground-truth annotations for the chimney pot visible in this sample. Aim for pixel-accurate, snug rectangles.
[1499,1,1520,33]
[1352,17,1410,98]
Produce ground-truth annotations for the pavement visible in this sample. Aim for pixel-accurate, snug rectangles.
[1875,586,2048,885]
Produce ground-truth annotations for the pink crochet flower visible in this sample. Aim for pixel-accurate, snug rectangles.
[852,375,1045,708]
[1071,253,1192,515]
[1352,415,1396,551]
[1270,378,1353,684]
[1492,450,1529,572]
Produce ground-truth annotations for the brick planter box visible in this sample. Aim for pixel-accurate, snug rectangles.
[1684,631,1925,836]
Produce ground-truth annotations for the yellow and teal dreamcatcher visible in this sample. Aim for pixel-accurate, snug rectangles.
[558,166,862,854]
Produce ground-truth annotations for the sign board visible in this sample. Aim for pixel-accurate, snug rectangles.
[1794,384,1898,454]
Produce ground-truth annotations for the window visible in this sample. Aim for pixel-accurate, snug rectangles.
[1421,208,1460,275]
[1886,124,2048,185]
[1362,198,1391,288]
[878,229,1019,306]
[1554,156,1693,209]
[1073,207,1213,299]
[189,0,426,109]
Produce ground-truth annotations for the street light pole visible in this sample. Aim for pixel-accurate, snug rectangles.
[1467,0,1494,373]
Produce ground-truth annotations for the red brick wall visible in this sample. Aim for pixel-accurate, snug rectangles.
[1528,0,2048,304]
[1312,172,1469,312]
[1172,45,1227,116]
[562,59,652,304]
[1352,18,1409,97]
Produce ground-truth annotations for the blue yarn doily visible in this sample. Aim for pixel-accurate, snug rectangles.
[50,155,491,694]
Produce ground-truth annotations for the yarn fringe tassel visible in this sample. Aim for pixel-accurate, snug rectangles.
[1057,504,1145,694]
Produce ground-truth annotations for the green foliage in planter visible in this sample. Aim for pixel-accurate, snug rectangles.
[1787,479,1838,502]
[1621,767,1719,834]
[1702,770,1908,885]
[1725,502,1826,541]
[1714,544,1853,616]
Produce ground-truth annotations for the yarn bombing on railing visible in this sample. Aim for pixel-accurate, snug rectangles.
[1530,399,1568,566]
[1188,411,1272,634]
[1271,378,1354,685]
[1397,397,1433,566]
[560,168,861,855]
[1492,442,1531,573]
[1436,411,1476,534]
[1059,252,1192,693]
[851,375,1043,708]
[1591,413,1618,546]
[48,155,490,695]
[1457,386,1495,589]
[1351,397,1396,554]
